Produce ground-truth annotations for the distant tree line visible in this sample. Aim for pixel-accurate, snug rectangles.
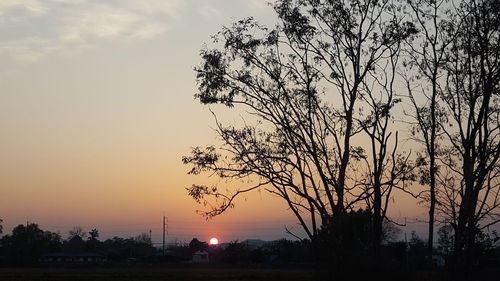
[0,219,498,281]
[183,0,500,279]
[0,223,154,266]
[0,221,318,267]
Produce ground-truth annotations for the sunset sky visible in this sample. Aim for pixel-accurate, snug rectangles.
[0,0,429,244]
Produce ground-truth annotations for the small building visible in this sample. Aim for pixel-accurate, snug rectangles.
[191,250,209,263]
[39,253,107,264]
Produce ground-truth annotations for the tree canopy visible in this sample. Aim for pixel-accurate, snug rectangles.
[184,0,500,277]
[184,0,416,242]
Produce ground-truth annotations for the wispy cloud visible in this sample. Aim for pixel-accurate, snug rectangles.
[197,6,221,21]
[0,37,92,63]
[247,0,272,10]
[59,5,142,42]
[0,0,47,17]
[0,0,182,62]
[124,0,181,19]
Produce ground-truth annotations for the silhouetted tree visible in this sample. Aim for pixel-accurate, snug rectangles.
[89,228,99,240]
[267,239,313,263]
[473,229,499,265]
[403,0,457,260]
[68,226,86,240]
[134,233,151,244]
[434,0,500,277]
[358,35,415,256]
[102,236,155,260]
[315,209,372,268]
[183,0,498,278]
[86,228,101,251]
[382,219,402,243]
[0,223,61,266]
[0,218,3,235]
[184,2,416,270]
[131,233,155,258]
[437,224,454,257]
[64,235,86,253]
[223,241,251,263]
[63,226,87,253]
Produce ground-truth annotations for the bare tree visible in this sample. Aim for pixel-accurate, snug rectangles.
[68,226,87,240]
[88,229,99,241]
[359,36,415,255]
[403,0,457,259]
[436,0,500,275]
[184,0,415,262]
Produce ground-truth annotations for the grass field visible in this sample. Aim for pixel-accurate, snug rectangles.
[2,266,499,281]
[0,267,315,281]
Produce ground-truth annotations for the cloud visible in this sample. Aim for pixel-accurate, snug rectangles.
[124,0,181,18]
[0,0,47,17]
[49,0,85,4]
[0,37,93,63]
[247,0,272,10]
[59,5,141,42]
[0,0,182,62]
[131,23,168,40]
[0,38,54,63]
[197,6,221,21]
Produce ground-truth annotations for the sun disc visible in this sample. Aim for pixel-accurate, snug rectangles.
[209,237,219,245]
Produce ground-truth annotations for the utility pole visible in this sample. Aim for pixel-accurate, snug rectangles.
[162,216,168,256]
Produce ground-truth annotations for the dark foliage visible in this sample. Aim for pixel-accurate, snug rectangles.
[185,1,499,279]
[0,224,62,266]
[188,238,208,254]
[0,224,155,265]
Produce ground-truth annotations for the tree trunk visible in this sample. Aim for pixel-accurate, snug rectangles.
[373,184,383,258]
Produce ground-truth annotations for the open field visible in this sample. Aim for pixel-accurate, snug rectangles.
[1,266,499,281]
[0,267,315,281]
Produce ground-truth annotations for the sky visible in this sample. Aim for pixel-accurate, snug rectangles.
[0,0,430,244]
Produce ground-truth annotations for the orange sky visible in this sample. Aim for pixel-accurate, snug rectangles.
[0,0,436,244]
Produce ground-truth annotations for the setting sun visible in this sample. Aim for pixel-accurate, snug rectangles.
[209,237,219,245]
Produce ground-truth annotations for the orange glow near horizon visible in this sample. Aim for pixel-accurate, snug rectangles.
[209,237,219,245]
